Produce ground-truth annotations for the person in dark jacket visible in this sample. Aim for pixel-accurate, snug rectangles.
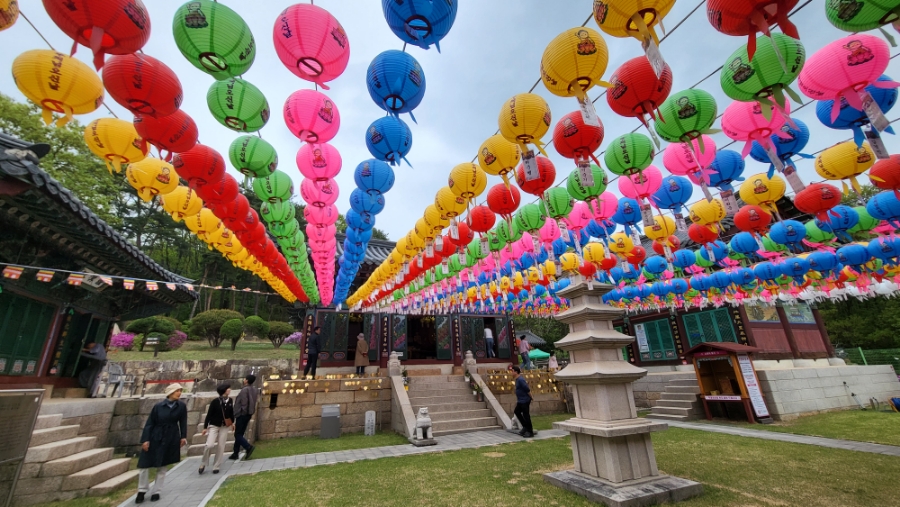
[228,374,258,461]
[136,383,187,504]
[200,385,234,474]
[303,326,322,379]
[512,366,534,438]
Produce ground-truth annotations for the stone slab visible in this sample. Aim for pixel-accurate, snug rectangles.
[544,470,702,507]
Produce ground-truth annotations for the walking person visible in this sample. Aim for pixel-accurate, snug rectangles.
[354,333,369,376]
[228,375,258,461]
[484,326,495,358]
[136,383,187,503]
[518,335,532,370]
[200,385,233,475]
[303,326,322,379]
[548,351,558,371]
[512,366,534,438]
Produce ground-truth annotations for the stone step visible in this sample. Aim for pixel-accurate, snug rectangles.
[408,375,465,383]
[429,409,493,422]
[668,379,701,387]
[432,416,498,433]
[646,413,694,422]
[61,457,130,491]
[51,388,87,399]
[34,414,63,430]
[665,386,702,394]
[25,436,97,464]
[412,402,487,413]
[406,386,474,398]
[88,469,141,497]
[41,448,115,477]
[655,400,700,409]
[29,425,81,448]
[433,425,502,437]
[660,392,700,402]
[407,394,479,405]
[650,406,695,417]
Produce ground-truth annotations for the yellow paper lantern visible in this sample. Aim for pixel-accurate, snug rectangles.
[423,204,449,232]
[404,230,425,255]
[160,186,203,222]
[184,208,223,241]
[543,260,557,278]
[689,198,726,228]
[435,186,468,219]
[512,271,525,288]
[815,141,876,194]
[739,173,786,213]
[0,0,20,32]
[541,27,609,98]
[582,242,607,266]
[478,134,521,187]
[498,93,552,155]
[448,162,487,199]
[527,267,541,283]
[608,232,634,254]
[644,215,676,243]
[125,157,178,202]
[592,0,675,45]
[559,252,579,272]
[12,49,104,126]
[205,227,234,249]
[83,118,148,173]
[414,218,435,242]
[500,276,511,291]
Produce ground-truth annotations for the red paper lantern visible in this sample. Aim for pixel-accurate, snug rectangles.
[468,205,496,233]
[43,0,151,70]
[607,56,673,127]
[553,111,604,164]
[792,182,842,222]
[652,235,681,255]
[578,262,597,278]
[103,53,182,117]
[688,223,718,245]
[447,222,474,247]
[437,235,456,257]
[515,156,556,196]
[235,222,267,246]
[195,174,239,207]
[733,205,773,234]
[706,0,799,60]
[172,144,226,189]
[599,257,618,272]
[134,110,198,161]
[625,246,646,265]
[212,193,250,225]
[869,155,900,198]
[486,183,521,217]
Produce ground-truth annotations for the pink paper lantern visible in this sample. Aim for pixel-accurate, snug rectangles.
[721,100,789,156]
[273,4,350,90]
[283,89,340,143]
[592,191,619,221]
[663,135,717,175]
[519,232,535,253]
[297,142,342,180]
[304,204,339,225]
[799,34,899,121]
[307,223,337,241]
[301,178,339,207]
[563,201,593,232]
[539,218,561,245]
[618,166,662,201]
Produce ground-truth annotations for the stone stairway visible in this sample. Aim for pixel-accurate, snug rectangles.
[187,402,255,458]
[647,378,704,422]
[407,375,500,437]
[15,414,138,506]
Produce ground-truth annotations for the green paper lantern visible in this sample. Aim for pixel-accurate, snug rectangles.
[762,235,788,252]
[448,253,463,273]
[604,133,654,176]
[270,218,299,239]
[566,164,608,201]
[173,0,256,80]
[467,238,487,261]
[208,79,269,132]
[495,219,522,244]
[848,205,879,233]
[252,170,293,203]
[804,220,836,243]
[720,33,805,107]
[260,201,295,227]
[694,249,714,268]
[654,89,718,144]
[540,187,574,219]
[826,1,900,32]
[486,230,505,252]
[230,136,278,178]
[514,203,546,233]
[727,250,746,261]
[424,270,433,285]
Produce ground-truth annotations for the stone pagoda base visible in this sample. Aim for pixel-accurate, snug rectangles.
[545,470,703,507]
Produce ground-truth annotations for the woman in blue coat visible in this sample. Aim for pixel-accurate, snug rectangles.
[136,383,188,503]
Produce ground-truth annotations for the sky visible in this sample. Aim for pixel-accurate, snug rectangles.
[2,0,900,248]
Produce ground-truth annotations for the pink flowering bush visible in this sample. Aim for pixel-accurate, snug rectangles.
[110,332,136,351]
[167,330,187,351]
[284,332,304,348]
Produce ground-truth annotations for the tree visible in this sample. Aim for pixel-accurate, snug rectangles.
[190,310,244,348]
[243,316,270,340]
[334,212,389,241]
[512,316,568,351]
[818,298,900,349]
[220,319,245,351]
[267,321,295,349]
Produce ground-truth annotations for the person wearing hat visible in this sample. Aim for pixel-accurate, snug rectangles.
[136,383,188,504]
[228,375,258,461]
[200,384,234,475]
[354,333,369,375]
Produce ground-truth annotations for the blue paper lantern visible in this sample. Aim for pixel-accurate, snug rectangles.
[750,119,814,176]
[690,274,711,291]
[644,256,668,275]
[807,251,840,275]
[836,243,871,269]
[673,249,696,269]
[707,150,746,191]
[699,240,728,264]
[768,220,806,248]
[670,278,689,294]
[867,190,900,228]
[354,159,396,195]
[611,197,642,235]
[382,0,458,51]
[730,267,756,286]
[366,116,413,166]
[754,262,780,281]
[815,205,859,242]
[651,175,693,214]
[366,50,426,121]
[816,75,897,147]
[730,231,760,256]
[780,258,810,282]
[868,236,900,263]
[349,188,386,215]
[346,210,376,232]
[588,218,617,239]
[711,271,733,289]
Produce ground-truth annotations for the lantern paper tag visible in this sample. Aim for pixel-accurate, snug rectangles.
[449,221,459,240]
[699,181,714,201]
[631,230,642,249]
[558,220,571,242]
[720,189,739,216]
[705,243,716,263]
[460,251,467,265]
[865,127,891,160]
[434,235,444,250]
[860,90,891,132]
[522,149,540,181]
[577,159,595,187]
[532,236,541,255]
[766,31,790,73]
[762,144,785,173]
[426,243,434,257]
[640,203,655,228]
[417,255,423,268]
[782,164,806,193]
[442,259,449,274]
[480,236,489,254]
[456,276,463,289]
[576,95,601,127]
[674,213,687,232]
[641,37,667,79]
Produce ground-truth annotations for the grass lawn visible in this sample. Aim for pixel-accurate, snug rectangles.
[208,428,900,507]
[107,340,302,362]
[251,431,409,460]
[696,408,900,447]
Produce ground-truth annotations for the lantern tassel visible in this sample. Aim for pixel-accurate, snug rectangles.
[878,26,897,47]
[89,27,107,70]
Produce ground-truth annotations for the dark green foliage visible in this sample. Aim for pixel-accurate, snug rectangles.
[512,317,569,351]
[140,332,169,352]
[243,316,270,340]
[267,321,295,349]
[220,318,245,351]
[818,299,900,349]
[126,317,176,342]
[190,310,244,348]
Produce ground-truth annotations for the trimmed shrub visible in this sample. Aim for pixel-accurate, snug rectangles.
[168,330,188,350]
[126,316,176,338]
[140,332,170,352]
[284,332,303,348]
[220,319,245,351]
[243,316,270,340]
[110,332,136,351]
[160,316,182,331]
[189,310,244,348]
[267,322,295,349]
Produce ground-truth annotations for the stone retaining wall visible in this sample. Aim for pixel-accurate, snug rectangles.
[108,359,300,395]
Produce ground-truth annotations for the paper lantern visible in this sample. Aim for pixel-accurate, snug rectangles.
[487,184,521,219]
[449,163,487,199]
[254,170,295,204]
[606,55,673,127]
[515,156,556,196]
[733,205,771,234]
[722,100,789,157]
[816,75,898,147]
[423,204,450,232]
[553,111,604,165]
[566,165,607,203]
[43,0,151,69]
[540,188,574,219]
[498,93,552,154]
[739,172,786,212]
[195,174,239,208]
[869,154,900,196]
[688,223,718,245]
[540,27,609,98]
[229,136,278,179]
[592,0,675,44]
[273,4,349,89]
[12,50,104,126]
[83,118,147,173]
[689,199,726,229]
[468,206,496,234]
[618,166,662,201]
[720,33,806,110]
[382,0,457,51]
[478,134,520,187]
[826,1,900,33]
[749,118,811,173]
[793,182,842,221]
[133,110,198,160]
[434,186,467,219]
[515,203,546,233]
[102,53,181,118]
[0,0,19,32]
[652,175,693,216]
[366,116,412,166]
[815,141,876,193]
[185,208,222,241]
[173,0,255,80]
[160,186,203,222]
[207,78,270,133]
[307,204,340,226]
[604,133,654,176]
[126,157,178,202]
[350,188,386,215]
[296,142,341,181]
[366,50,426,120]
[172,144,226,189]
[706,0,799,60]
[283,89,340,143]
[354,159,396,195]
[654,89,718,144]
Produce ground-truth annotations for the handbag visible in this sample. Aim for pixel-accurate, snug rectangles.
[220,398,233,427]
